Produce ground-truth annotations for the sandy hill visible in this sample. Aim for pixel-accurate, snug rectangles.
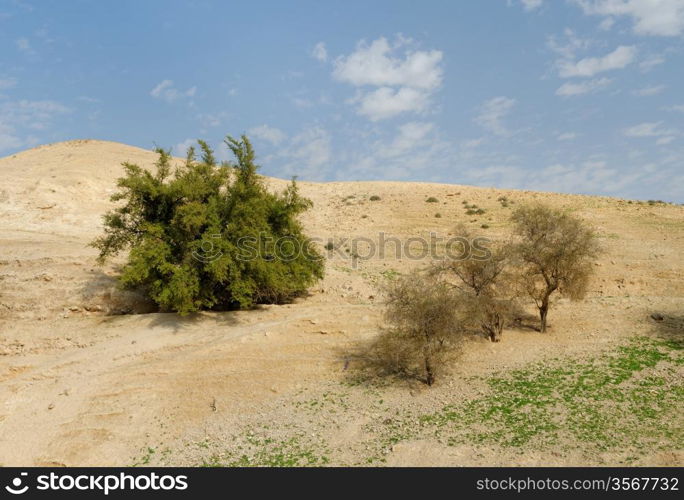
[0,139,682,466]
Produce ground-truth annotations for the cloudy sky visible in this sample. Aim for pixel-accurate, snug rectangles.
[1,0,683,201]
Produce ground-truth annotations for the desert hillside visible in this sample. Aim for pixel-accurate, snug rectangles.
[1,140,682,466]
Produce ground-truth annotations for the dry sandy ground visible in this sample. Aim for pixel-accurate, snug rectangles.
[0,140,682,466]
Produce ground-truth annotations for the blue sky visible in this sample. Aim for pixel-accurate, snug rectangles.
[1,0,683,201]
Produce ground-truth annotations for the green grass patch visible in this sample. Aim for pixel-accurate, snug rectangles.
[189,336,682,466]
[201,434,330,467]
[380,269,401,281]
[421,337,683,453]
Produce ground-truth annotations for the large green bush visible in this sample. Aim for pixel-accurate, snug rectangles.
[92,135,324,314]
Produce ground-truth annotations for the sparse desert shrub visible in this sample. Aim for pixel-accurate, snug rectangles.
[480,224,489,229]
[435,213,442,218]
[465,208,485,215]
[369,195,381,201]
[465,293,517,343]
[426,197,439,203]
[324,241,335,251]
[432,225,515,341]
[511,204,600,332]
[368,271,466,385]
[437,226,508,297]
[342,194,356,206]
[91,136,324,315]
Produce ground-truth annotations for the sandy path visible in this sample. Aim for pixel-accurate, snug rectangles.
[0,302,380,466]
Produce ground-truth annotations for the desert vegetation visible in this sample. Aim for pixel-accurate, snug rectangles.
[511,205,601,333]
[363,271,467,385]
[91,136,323,314]
[434,226,516,343]
[365,205,600,385]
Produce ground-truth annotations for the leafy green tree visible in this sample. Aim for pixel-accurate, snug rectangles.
[92,135,323,315]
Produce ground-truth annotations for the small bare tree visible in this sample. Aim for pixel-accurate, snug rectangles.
[511,204,600,333]
[373,271,466,385]
[464,293,516,343]
[433,225,515,342]
[448,250,507,297]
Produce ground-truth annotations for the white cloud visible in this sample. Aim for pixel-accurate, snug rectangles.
[248,124,287,146]
[639,54,666,71]
[461,137,485,149]
[355,87,430,121]
[556,77,612,96]
[557,132,578,140]
[292,96,313,108]
[573,0,684,36]
[624,121,669,136]
[312,42,327,62]
[666,104,684,112]
[632,84,666,96]
[196,111,229,128]
[599,16,616,29]
[333,37,443,89]
[77,96,100,103]
[623,121,679,145]
[277,127,331,179]
[656,136,675,144]
[460,158,650,197]
[150,80,196,103]
[0,122,23,152]
[531,160,626,193]
[0,99,69,153]
[547,29,592,60]
[338,121,451,180]
[521,0,544,10]
[557,45,636,77]
[7,100,70,129]
[333,37,443,121]
[475,96,517,136]
[377,121,435,158]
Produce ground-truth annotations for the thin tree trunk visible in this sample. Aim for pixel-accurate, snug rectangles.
[539,297,549,333]
[485,325,501,342]
[424,355,435,386]
[483,312,503,342]
[493,316,503,342]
